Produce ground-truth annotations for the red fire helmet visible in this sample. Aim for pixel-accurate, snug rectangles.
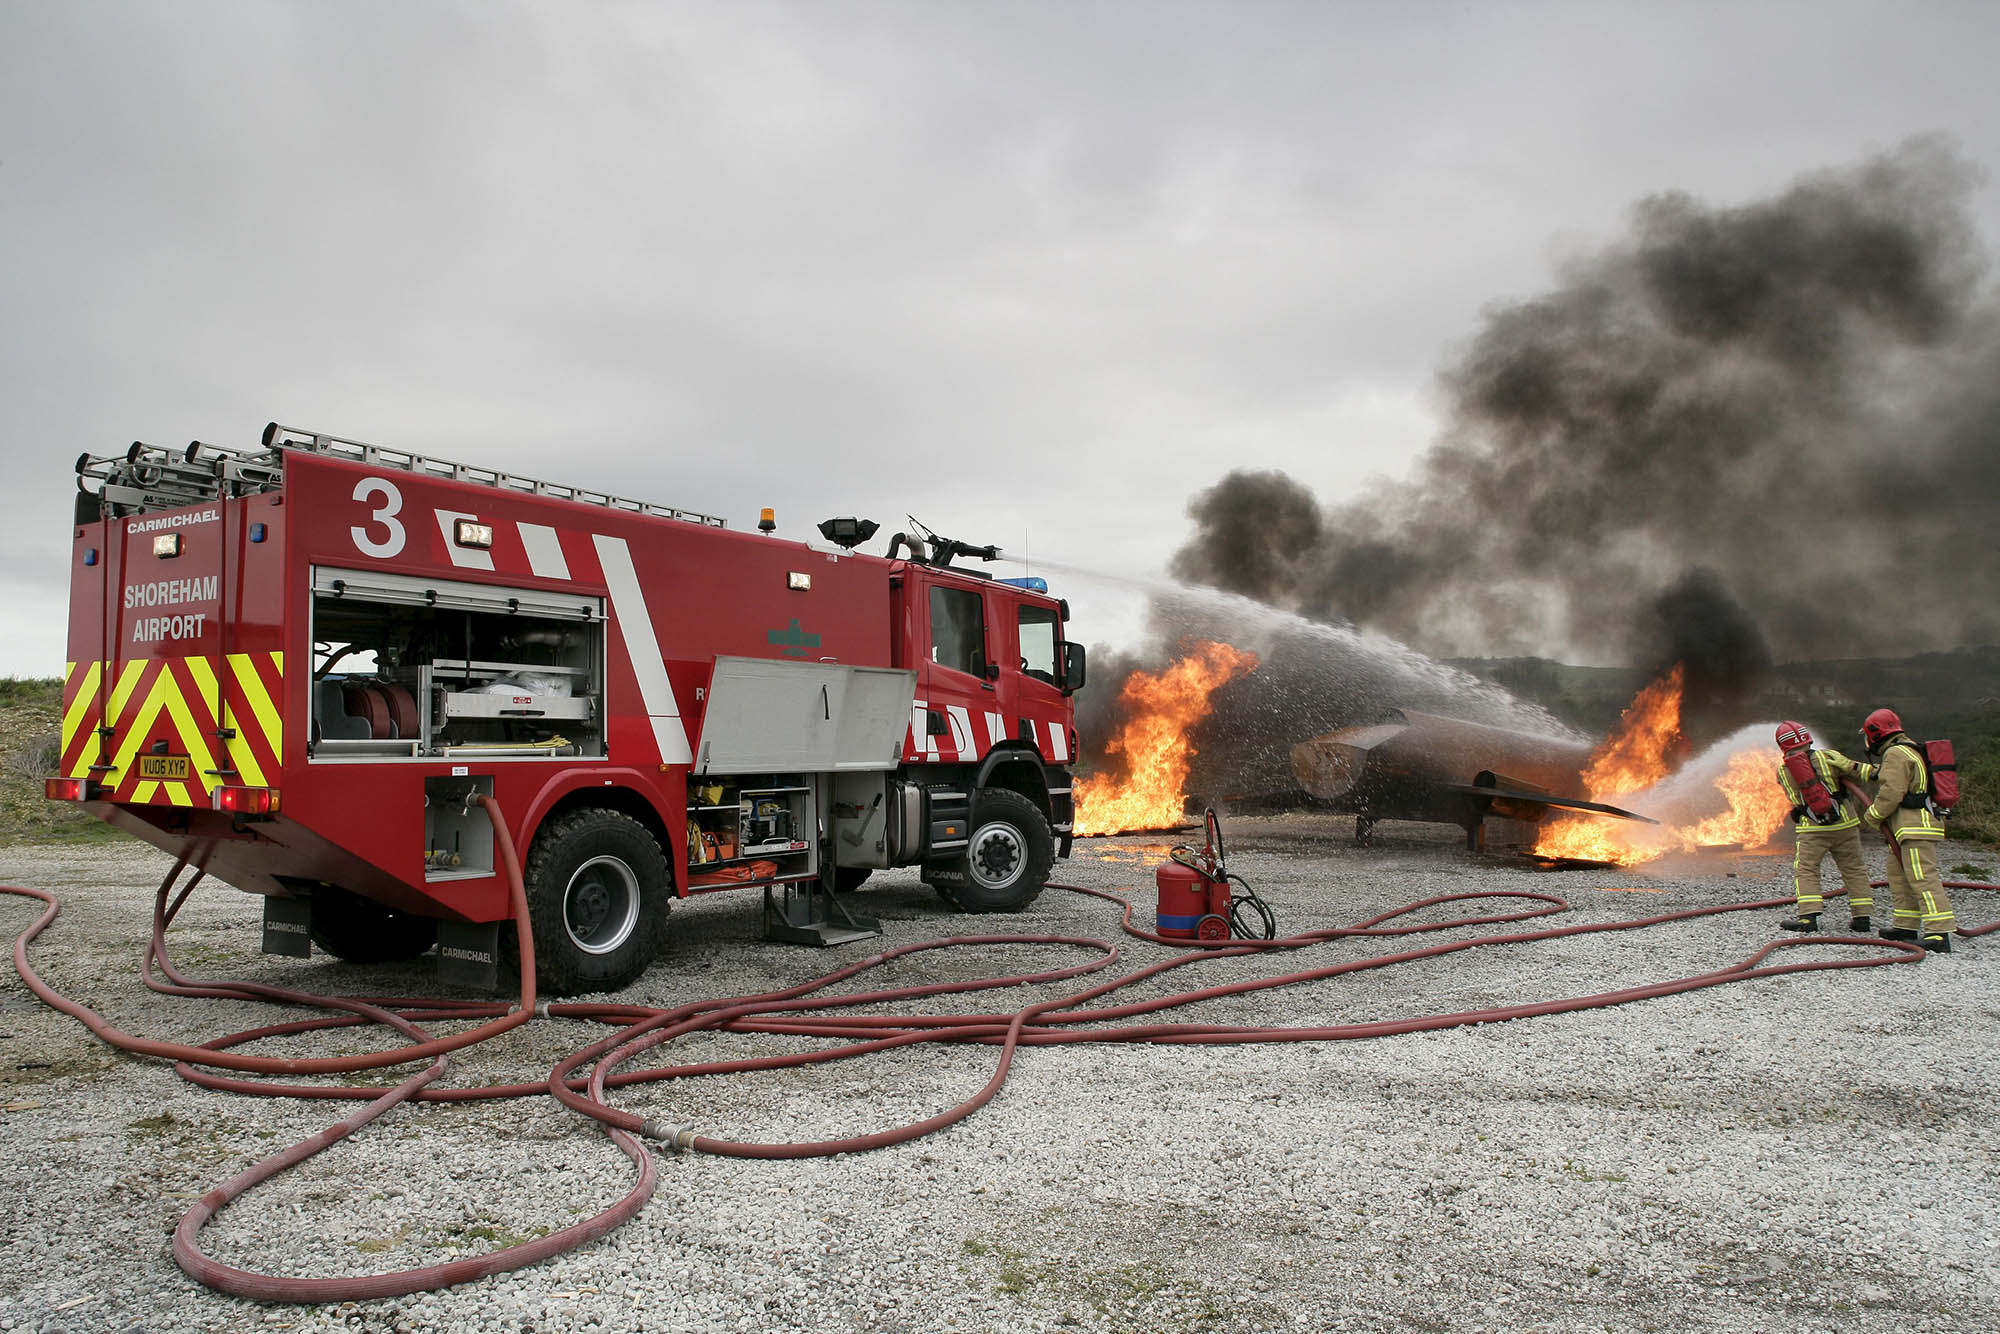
[1774,721,1812,752]
[1861,708,1904,751]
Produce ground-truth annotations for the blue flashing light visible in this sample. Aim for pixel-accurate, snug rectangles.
[83,548,99,566]
[999,576,1049,593]
[249,523,267,543]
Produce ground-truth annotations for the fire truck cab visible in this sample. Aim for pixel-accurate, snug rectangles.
[54,424,1085,993]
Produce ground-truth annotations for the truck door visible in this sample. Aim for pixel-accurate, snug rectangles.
[1011,599,1071,766]
[916,577,997,764]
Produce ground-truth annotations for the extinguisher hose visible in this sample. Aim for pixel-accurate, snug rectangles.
[1227,874,1278,941]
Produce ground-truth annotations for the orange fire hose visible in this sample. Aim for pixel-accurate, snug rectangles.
[4,825,1997,1303]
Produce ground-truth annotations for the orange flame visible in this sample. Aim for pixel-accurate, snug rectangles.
[1073,641,1259,836]
[1579,664,1686,795]
[1535,666,1789,864]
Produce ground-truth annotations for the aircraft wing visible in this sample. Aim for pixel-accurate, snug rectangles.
[1442,783,1661,825]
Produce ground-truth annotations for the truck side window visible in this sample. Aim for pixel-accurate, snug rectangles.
[1018,606,1058,684]
[929,586,986,677]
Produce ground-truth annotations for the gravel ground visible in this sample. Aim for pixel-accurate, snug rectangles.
[2,816,1998,1334]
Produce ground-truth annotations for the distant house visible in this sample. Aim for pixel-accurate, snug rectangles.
[1771,679,1856,710]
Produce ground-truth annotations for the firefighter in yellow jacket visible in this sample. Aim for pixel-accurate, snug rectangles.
[1773,721,1876,933]
[1860,709,1956,952]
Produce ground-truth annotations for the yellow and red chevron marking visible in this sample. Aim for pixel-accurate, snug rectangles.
[61,653,284,805]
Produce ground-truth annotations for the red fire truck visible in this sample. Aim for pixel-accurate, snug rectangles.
[51,423,1086,993]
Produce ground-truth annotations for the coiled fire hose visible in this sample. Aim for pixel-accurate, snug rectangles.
[4,804,1997,1304]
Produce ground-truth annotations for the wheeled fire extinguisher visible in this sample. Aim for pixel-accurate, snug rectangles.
[1154,808,1275,942]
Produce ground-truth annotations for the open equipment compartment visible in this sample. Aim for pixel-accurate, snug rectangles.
[309,567,606,760]
[422,774,495,881]
[685,774,817,890]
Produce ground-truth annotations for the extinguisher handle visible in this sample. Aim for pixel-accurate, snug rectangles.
[1203,806,1225,874]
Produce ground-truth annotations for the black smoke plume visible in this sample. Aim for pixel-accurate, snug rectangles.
[1170,138,1999,713]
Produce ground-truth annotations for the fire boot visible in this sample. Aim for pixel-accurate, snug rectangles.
[1922,934,1953,954]
[1879,926,1920,942]
[1779,914,1820,933]
[1849,916,1871,934]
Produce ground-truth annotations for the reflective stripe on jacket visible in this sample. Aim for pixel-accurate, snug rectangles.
[1867,737,1946,839]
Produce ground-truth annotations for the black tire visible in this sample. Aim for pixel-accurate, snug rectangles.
[832,866,872,893]
[932,788,1054,914]
[522,808,671,995]
[308,886,438,963]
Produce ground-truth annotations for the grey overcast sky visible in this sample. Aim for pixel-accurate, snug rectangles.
[4,0,1998,676]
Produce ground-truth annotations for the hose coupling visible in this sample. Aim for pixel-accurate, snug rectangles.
[535,1000,554,1018]
[640,1119,700,1151]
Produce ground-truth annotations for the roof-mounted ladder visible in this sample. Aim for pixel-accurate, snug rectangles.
[75,420,728,528]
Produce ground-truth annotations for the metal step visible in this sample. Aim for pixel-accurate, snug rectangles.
[763,878,882,947]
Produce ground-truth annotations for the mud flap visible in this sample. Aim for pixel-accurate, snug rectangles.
[437,920,501,991]
[261,895,312,957]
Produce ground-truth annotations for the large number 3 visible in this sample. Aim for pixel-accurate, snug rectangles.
[351,476,407,558]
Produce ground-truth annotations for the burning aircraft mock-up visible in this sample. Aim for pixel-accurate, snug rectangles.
[1289,709,1656,850]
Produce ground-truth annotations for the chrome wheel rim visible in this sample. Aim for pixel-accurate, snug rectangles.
[564,855,640,955]
[968,821,1025,891]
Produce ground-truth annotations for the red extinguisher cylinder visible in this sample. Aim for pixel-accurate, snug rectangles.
[1155,861,1213,939]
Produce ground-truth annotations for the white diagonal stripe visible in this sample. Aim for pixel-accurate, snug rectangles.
[518,523,571,580]
[945,705,974,758]
[593,534,692,765]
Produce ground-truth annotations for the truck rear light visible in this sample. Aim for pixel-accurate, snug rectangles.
[787,571,812,591]
[45,776,91,802]
[153,533,183,558]
[214,785,279,815]
[453,518,494,549]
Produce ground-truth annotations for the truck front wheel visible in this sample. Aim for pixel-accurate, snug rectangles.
[932,788,1054,914]
[522,808,671,994]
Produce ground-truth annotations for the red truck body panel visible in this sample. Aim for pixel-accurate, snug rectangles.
[63,436,1075,928]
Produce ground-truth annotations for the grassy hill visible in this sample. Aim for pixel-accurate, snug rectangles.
[0,678,125,845]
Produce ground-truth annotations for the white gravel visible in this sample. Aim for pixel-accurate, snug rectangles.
[3,816,1998,1333]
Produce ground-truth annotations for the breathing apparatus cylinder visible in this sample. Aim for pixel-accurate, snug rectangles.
[1781,750,1842,823]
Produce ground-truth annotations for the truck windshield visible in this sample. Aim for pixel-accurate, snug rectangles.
[929,586,986,677]
[1018,605,1058,684]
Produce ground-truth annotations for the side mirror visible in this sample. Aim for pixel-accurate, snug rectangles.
[1060,642,1087,695]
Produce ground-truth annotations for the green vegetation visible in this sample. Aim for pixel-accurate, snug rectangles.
[1,676,127,846]
[1951,742,2000,846]
[353,1226,409,1254]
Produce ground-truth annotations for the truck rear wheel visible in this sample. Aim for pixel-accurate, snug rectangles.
[308,886,438,963]
[931,788,1053,914]
[522,808,671,995]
